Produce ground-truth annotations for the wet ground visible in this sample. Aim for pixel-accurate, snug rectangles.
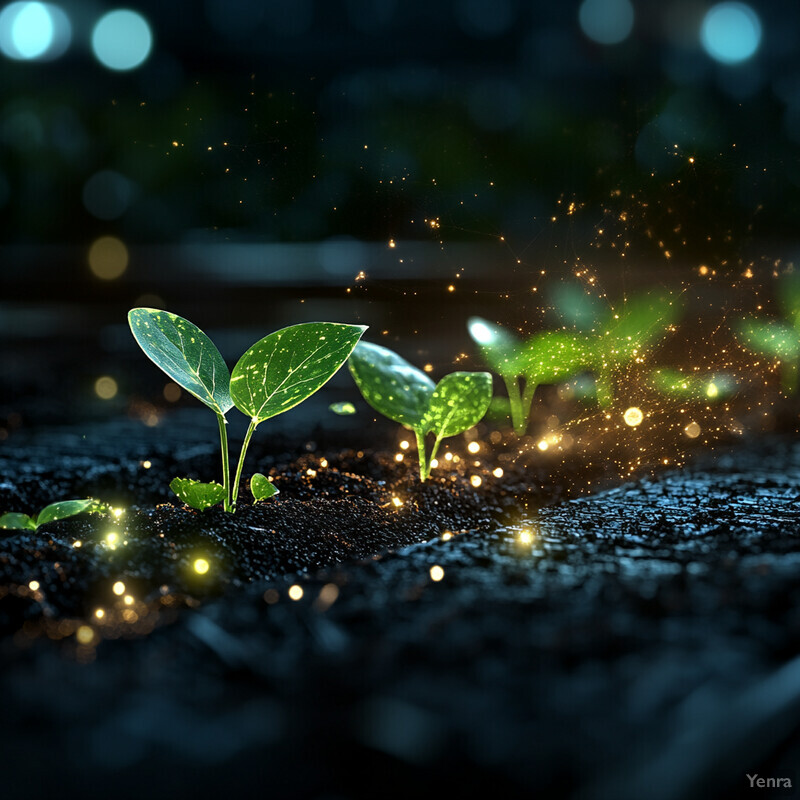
[1,403,800,799]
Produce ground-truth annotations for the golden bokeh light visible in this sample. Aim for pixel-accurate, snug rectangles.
[94,376,118,400]
[88,235,128,280]
[623,407,644,427]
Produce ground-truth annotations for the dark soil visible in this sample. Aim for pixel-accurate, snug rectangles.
[2,405,800,799]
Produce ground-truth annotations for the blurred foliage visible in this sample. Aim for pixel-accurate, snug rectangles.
[1,0,799,253]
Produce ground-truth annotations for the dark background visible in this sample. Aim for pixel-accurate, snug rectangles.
[1,0,797,427]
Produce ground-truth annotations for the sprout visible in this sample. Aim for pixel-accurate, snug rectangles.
[129,308,366,512]
[551,288,682,408]
[735,277,800,395]
[0,499,109,531]
[468,317,586,435]
[348,341,492,481]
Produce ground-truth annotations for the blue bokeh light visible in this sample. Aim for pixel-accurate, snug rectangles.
[578,0,634,46]
[0,2,58,60]
[700,2,761,65]
[91,8,152,71]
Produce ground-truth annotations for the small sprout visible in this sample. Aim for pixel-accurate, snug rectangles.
[348,341,492,481]
[549,288,682,408]
[129,309,365,512]
[649,368,735,402]
[329,401,357,415]
[468,317,585,435]
[735,309,800,394]
[0,498,103,531]
[250,473,279,502]
[169,477,226,511]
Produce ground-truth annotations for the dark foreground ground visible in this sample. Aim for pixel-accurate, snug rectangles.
[1,405,800,800]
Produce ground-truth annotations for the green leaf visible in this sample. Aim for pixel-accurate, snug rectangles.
[517,331,587,384]
[251,473,279,501]
[777,274,800,328]
[421,372,493,439]
[36,499,95,527]
[170,478,226,511]
[128,308,233,415]
[348,340,434,428]
[0,512,36,531]
[486,396,512,423]
[329,401,357,415]
[649,369,735,401]
[602,293,681,363]
[467,317,521,378]
[549,283,604,330]
[736,319,800,360]
[231,322,366,423]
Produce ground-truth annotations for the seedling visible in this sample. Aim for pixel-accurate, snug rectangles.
[348,341,492,481]
[649,368,735,402]
[468,318,585,435]
[735,277,800,394]
[0,499,108,531]
[129,308,365,512]
[551,288,681,408]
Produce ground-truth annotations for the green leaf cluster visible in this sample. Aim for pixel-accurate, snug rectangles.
[348,341,492,481]
[468,318,586,435]
[735,299,800,394]
[129,308,365,512]
[469,291,682,433]
[649,369,734,402]
[0,499,106,531]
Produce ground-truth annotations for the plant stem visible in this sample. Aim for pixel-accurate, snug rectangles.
[782,359,799,395]
[231,418,258,512]
[595,371,613,409]
[521,380,537,428]
[216,413,232,512]
[415,429,429,481]
[505,376,526,436]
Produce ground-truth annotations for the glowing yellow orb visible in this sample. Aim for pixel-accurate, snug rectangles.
[685,421,701,438]
[467,441,480,454]
[623,407,644,427]
[112,581,125,596]
[288,584,304,601]
[76,625,94,645]
[88,235,128,280]
[429,565,444,582]
[94,376,118,400]
[470,475,482,488]
[193,558,210,575]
